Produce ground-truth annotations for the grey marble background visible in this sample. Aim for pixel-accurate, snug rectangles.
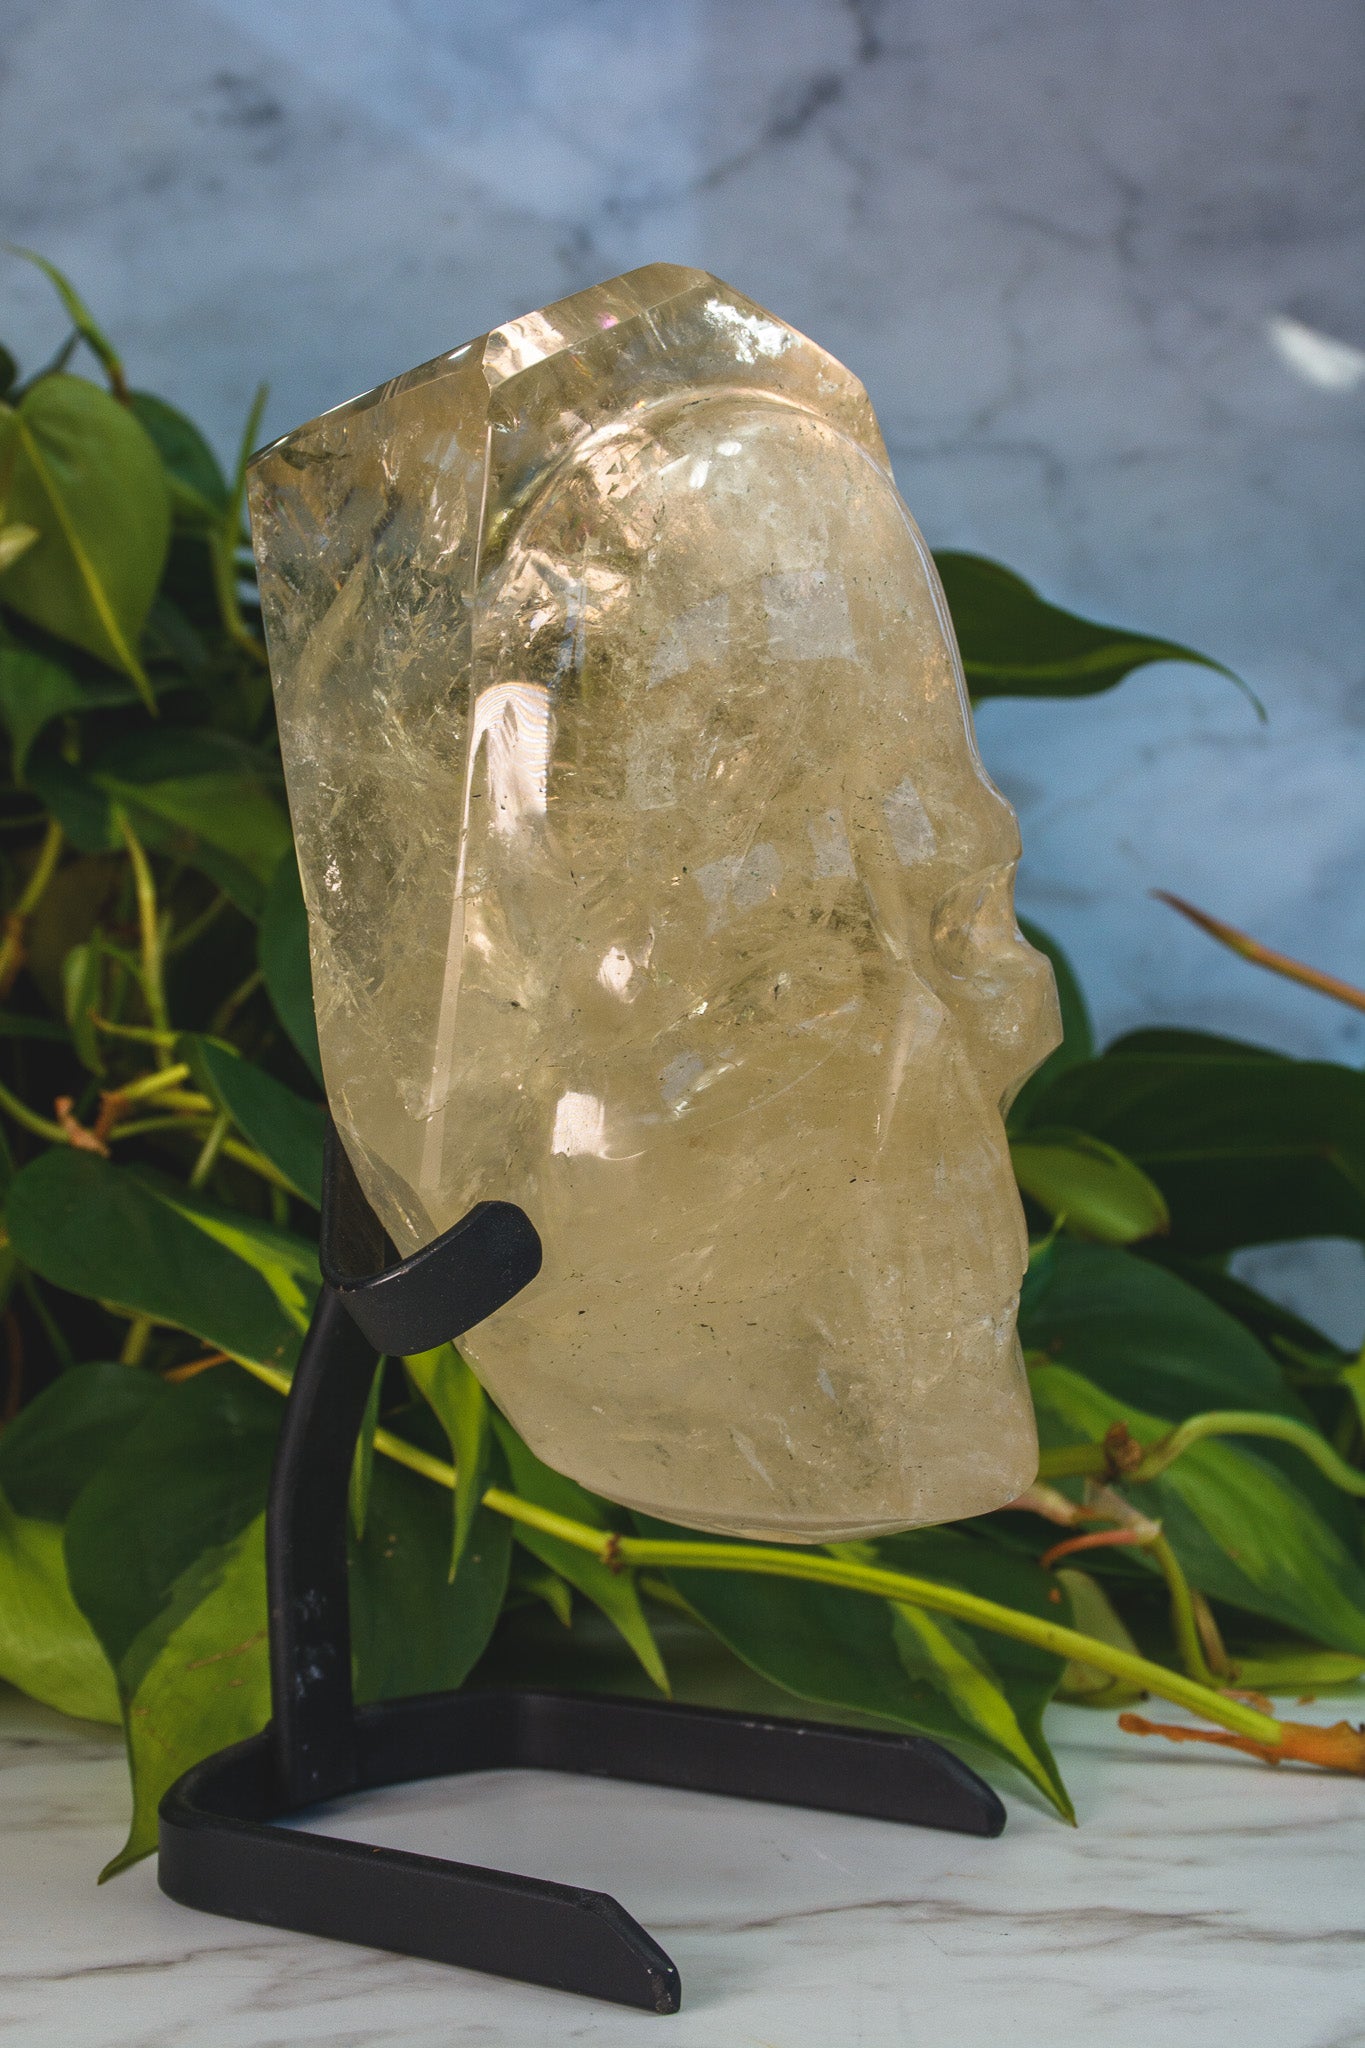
[2,0,1363,1327]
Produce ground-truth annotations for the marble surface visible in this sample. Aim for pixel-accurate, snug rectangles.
[4,1684,1364,2047]
[1,0,1362,1336]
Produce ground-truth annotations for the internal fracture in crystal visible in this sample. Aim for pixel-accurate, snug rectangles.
[249,265,1061,1541]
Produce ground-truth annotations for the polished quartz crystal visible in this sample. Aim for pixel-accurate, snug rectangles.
[249,265,1060,1541]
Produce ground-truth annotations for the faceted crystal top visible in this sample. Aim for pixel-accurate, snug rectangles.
[249,266,1060,1541]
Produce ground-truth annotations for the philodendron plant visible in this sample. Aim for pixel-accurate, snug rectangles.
[1,253,1363,1880]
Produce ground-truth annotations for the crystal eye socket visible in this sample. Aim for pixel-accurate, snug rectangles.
[930,864,1029,989]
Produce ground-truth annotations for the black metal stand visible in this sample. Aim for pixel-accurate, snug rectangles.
[157,1127,1005,2014]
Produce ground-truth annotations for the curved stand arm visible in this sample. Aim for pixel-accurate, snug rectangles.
[159,1122,1004,2016]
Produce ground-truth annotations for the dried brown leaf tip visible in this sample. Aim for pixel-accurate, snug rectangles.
[1120,1712,1365,1775]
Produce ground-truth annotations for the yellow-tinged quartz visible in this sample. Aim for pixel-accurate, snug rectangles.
[249,265,1061,1541]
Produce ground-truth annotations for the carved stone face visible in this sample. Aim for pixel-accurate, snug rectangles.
[250,266,1060,1541]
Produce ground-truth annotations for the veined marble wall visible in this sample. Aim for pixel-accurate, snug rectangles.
[2,0,1363,1327]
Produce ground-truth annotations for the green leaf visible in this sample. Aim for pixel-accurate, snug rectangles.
[259,851,322,1081]
[1032,1033,1365,1251]
[24,723,290,909]
[183,1035,324,1205]
[1009,917,1093,1128]
[0,1009,70,1044]
[6,1150,311,1369]
[0,1487,120,1722]
[641,1518,1072,1816]
[103,1515,269,1877]
[889,1603,1070,1815]
[350,1460,511,1705]
[0,632,145,779]
[5,247,127,397]
[0,375,168,705]
[1032,1363,1365,1653]
[875,1527,1073,1815]
[492,1415,670,1694]
[1159,1259,1352,1370]
[1050,1568,1146,1706]
[406,1344,492,1579]
[0,522,38,572]
[1021,1240,1362,1552]
[348,1358,383,1540]
[936,551,1254,710]
[0,1359,164,1521]
[1021,1239,1295,1418]
[1229,1641,1365,1693]
[63,1365,279,1676]
[1011,1127,1170,1244]
[62,937,104,1073]
[511,1558,575,1628]
[23,742,115,852]
[91,727,291,915]
[129,392,228,527]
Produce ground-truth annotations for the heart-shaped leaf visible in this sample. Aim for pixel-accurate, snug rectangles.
[0,1359,164,1521]
[6,1149,313,1369]
[0,1489,119,1723]
[0,375,169,705]
[129,392,228,527]
[102,1514,270,1878]
[184,1034,324,1205]
[1029,1032,1365,1251]
[0,635,154,784]
[63,1365,280,1677]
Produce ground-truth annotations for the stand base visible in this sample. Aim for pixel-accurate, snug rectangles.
[159,1685,1004,2014]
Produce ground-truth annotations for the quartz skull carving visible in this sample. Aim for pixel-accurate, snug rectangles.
[249,265,1061,1541]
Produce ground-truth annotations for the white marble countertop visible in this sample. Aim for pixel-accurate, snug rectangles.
[5,1685,1363,2048]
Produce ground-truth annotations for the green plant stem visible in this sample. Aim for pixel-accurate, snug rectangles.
[220,1135,294,1192]
[188,1112,229,1191]
[108,1113,206,1141]
[103,1106,293,1192]
[164,890,229,956]
[1039,1409,1365,1497]
[610,1537,1281,1742]
[1144,1409,1365,1490]
[0,817,64,997]
[1036,1442,1105,1478]
[1149,1532,1218,1686]
[92,1016,179,1050]
[132,1087,213,1116]
[210,966,263,1036]
[229,1353,1282,1747]
[114,810,170,1053]
[119,1314,153,1365]
[117,1061,192,1104]
[0,1073,66,1144]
